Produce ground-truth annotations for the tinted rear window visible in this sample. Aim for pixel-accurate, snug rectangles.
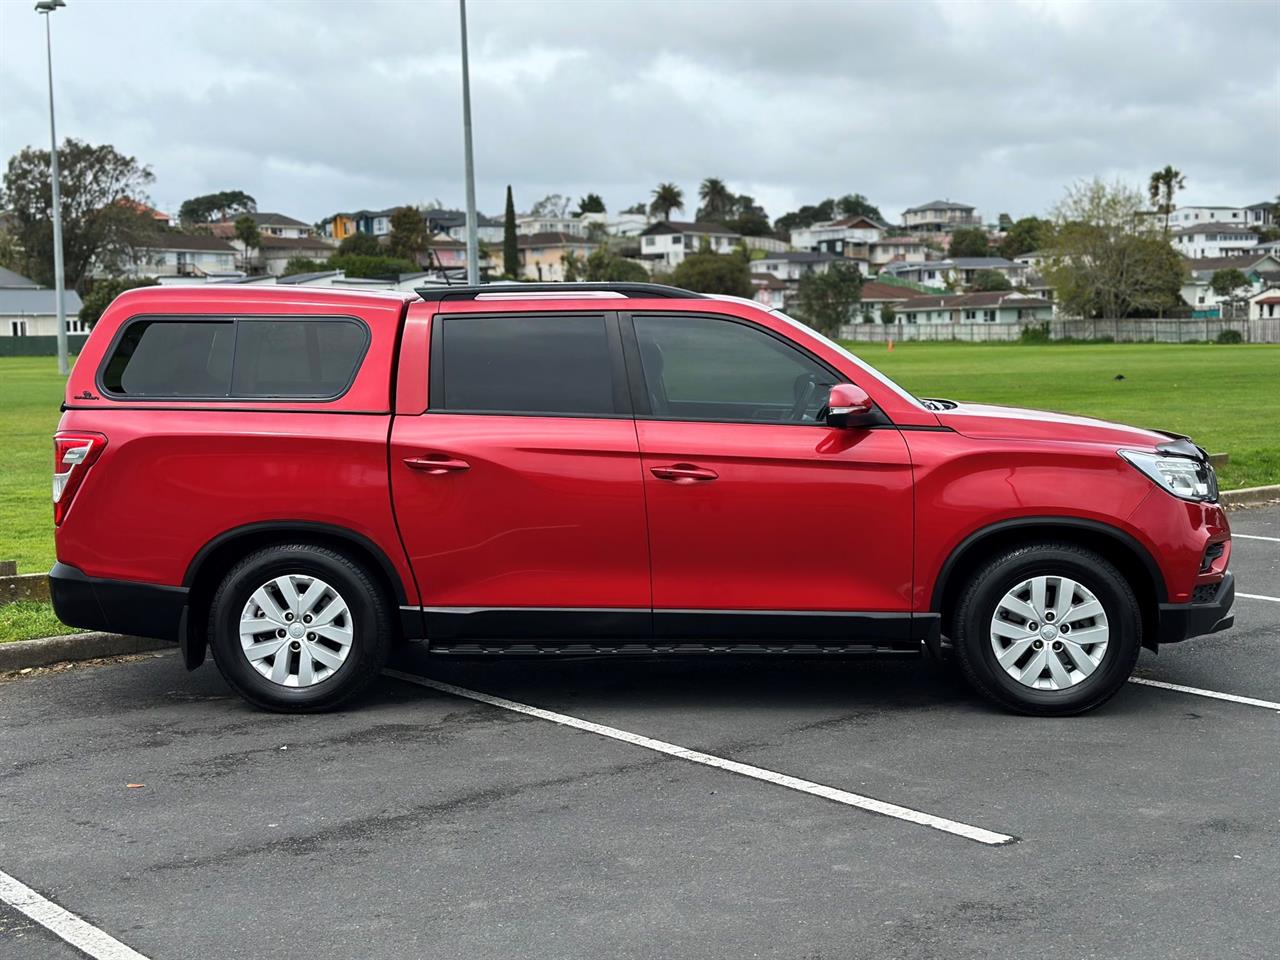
[100,316,368,400]
[434,314,617,416]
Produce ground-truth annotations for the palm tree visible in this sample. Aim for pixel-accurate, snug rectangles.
[698,177,732,223]
[649,182,684,221]
[1147,165,1186,236]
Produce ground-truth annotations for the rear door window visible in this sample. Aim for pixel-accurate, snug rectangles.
[100,316,368,400]
[431,313,620,416]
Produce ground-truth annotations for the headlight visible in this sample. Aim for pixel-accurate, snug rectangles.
[1119,450,1218,502]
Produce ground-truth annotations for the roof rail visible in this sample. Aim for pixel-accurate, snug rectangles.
[413,281,704,302]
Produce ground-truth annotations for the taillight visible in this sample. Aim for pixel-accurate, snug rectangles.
[53,432,107,525]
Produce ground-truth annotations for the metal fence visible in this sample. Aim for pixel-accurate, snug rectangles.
[838,318,1280,344]
[0,334,90,357]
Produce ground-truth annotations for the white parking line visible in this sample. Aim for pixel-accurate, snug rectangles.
[1233,534,1280,542]
[1129,677,1280,712]
[0,869,150,960]
[385,670,1017,846]
[1238,592,1280,603]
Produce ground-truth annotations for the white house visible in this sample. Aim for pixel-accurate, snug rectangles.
[752,251,847,282]
[579,211,653,238]
[1179,253,1280,314]
[517,215,588,238]
[214,211,315,239]
[0,266,85,337]
[855,280,916,323]
[893,291,1053,325]
[238,235,338,276]
[1171,222,1260,259]
[902,200,980,232]
[868,236,929,269]
[1163,204,1275,230]
[1249,286,1280,320]
[638,221,740,268]
[117,232,238,279]
[750,273,788,309]
[880,257,1027,290]
[789,216,885,254]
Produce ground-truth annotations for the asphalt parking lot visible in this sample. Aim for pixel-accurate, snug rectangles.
[2,506,1278,960]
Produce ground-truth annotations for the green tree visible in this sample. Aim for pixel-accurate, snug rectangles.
[530,193,570,218]
[1210,267,1250,302]
[387,205,430,264]
[338,232,382,256]
[1148,165,1186,236]
[793,261,864,336]
[1045,177,1187,318]
[503,185,519,277]
[576,193,605,215]
[77,276,158,328]
[281,257,331,277]
[1,139,157,289]
[670,249,751,297]
[774,194,884,239]
[725,194,772,236]
[649,182,684,221]
[968,269,1013,292]
[948,227,990,258]
[575,244,649,282]
[880,302,896,326]
[234,215,260,272]
[328,253,417,278]
[620,201,647,215]
[177,190,256,225]
[836,193,884,222]
[697,177,733,222]
[998,216,1053,259]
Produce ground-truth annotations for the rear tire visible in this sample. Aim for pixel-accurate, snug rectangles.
[951,542,1141,716]
[208,544,394,712]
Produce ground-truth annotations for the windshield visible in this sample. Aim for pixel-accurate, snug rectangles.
[769,309,925,409]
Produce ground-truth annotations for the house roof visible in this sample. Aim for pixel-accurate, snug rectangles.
[829,215,888,230]
[756,251,841,264]
[872,236,926,247]
[858,281,915,302]
[1184,253,1278,275]
[1245,201,1277,210]
[749,273,787,290]
[222,211,312,229]
[1173,222,1258,237]
[904,200,975,214]
[140,232,236,253]
[0,285,83,316]
[0,266,40,288]
[257,235,334,251]
[897,292,1051,311]
[641,220,738,237]
[1253,295,1280,305]
[517,232,598,248]
[949,257,1018,269]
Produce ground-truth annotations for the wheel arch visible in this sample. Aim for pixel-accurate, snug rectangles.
[180,521,410,670]
[930,517,1166,649]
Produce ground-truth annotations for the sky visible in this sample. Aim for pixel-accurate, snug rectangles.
[1,0,1277,227]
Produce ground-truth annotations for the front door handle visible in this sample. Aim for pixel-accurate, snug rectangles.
[650,463,718,483]
[403,455,471,475]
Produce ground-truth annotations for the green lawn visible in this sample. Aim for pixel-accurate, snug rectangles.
[1,345,1278,641]
[852,342,1280,490]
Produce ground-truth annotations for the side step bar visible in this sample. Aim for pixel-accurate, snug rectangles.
[427,641,925,657]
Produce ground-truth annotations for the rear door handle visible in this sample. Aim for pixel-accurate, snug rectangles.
[650,463,718,483]
[403,455,471,475]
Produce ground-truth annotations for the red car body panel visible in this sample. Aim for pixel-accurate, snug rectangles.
[50,284,1232,657]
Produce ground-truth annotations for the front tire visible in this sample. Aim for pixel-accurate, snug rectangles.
[951,542,1141,716]
[208,544,394,712]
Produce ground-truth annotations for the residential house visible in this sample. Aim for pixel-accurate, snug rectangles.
[214,211,315,240]
[517,214,589,238]
[1179,253,1280,315]
[443,213,504,244]
[638,221,741,268]
[244,234,338,276]
[789,216,885,254]
[579,211,652,238]
[880,257,1027,290]
[1163,204,1275,230]
[428,238,496,274]
[868,235,929,270]
[893,291,1053,325]
[752,250,846,282]
[120,231,238,279]
[750,273,788,309]
[0,266,85,338]
[1171,222,1259,259]
[1248,286,1280,320]
[901,200,980,233]
[518,232,598,282]
[855,280,915,323]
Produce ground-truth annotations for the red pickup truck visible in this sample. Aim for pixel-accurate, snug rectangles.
[50,282,1233,715]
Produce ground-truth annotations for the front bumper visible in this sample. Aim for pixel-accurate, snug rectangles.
[49,562,187,642]
[1155,571,1234,644]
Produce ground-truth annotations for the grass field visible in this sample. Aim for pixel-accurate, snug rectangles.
[1,344,1278,641]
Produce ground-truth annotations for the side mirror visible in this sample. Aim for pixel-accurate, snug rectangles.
[826,383,877,428]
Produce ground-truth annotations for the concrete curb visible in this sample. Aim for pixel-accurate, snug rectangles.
[1222,485,1280,509]
[0,632,172,672]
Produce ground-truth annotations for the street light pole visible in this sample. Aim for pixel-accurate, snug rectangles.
[458,0,479,284]
[37,0,69,375]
